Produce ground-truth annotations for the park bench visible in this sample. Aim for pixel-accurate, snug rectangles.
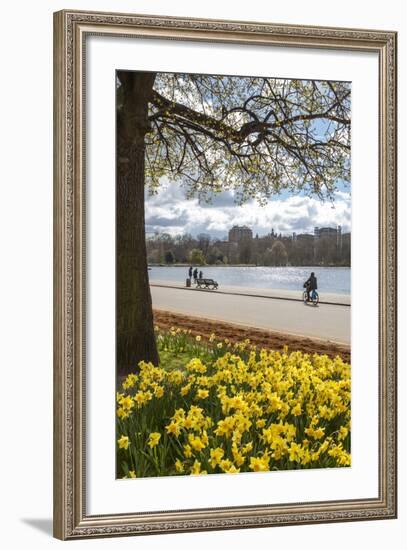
[196,278,219,290]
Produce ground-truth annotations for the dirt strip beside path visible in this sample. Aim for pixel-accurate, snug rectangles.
[153,309,351,363]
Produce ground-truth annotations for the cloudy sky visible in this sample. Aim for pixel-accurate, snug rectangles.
[145,178,351,240]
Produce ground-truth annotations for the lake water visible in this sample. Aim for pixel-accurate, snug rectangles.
[149,266,350,295]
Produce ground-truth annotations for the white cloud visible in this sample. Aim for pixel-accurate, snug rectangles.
[145,179,351,238]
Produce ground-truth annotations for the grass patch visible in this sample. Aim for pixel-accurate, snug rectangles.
[159,349,195,371]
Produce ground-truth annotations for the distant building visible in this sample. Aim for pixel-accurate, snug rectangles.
[228,225,253,242]
[197,232,211,241]
[314,225,342,248]
[297,233,314,241]
[314,225,341,238]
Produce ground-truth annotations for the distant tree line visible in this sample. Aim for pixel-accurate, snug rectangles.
[147,231,351,267]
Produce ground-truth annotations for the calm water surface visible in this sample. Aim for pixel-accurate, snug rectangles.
[149,266,350,295]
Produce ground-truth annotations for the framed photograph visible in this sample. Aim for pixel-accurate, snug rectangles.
[53,9,397,540]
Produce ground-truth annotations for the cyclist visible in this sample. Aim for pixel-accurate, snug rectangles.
[304,272,318,302]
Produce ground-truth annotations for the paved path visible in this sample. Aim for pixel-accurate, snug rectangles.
[150,284,351,345]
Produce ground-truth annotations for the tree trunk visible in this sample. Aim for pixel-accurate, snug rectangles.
[116,71,158,376]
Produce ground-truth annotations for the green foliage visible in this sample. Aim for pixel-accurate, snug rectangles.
[164,250,175,264]
[269,240,288,266]
[147,231,350,267]
[189,248,205,266]
[128,73,351,203]
[206,246,223,265]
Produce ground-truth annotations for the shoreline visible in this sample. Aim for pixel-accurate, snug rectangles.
[150,279,351,306]
[149,263,351,269]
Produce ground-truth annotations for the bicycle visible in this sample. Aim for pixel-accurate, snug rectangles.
[302,287,319,306]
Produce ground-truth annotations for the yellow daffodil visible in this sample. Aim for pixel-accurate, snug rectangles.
[148,432,161,448]
[188,434,207,452]
[183,444,193,458]
[166,421,181,437]
[116,407,129,419]
[181,384,191,396]
[196,389,209,400]
[175,459,184,473]
[249,455,270,472]
[154,386,164,398]
[119,395,134,411]
[338,426,349,440]
[118,435,130,450]
[190,460,207,475]
[210,447,224,468]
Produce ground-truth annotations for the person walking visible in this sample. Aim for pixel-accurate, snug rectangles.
[193,268,198,283]
[199,270,203,279]
[188,265,193,278]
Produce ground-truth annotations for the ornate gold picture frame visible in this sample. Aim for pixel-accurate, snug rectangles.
[53,9,397,540]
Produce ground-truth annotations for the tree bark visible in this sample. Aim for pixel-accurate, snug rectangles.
[116,71,158,376]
